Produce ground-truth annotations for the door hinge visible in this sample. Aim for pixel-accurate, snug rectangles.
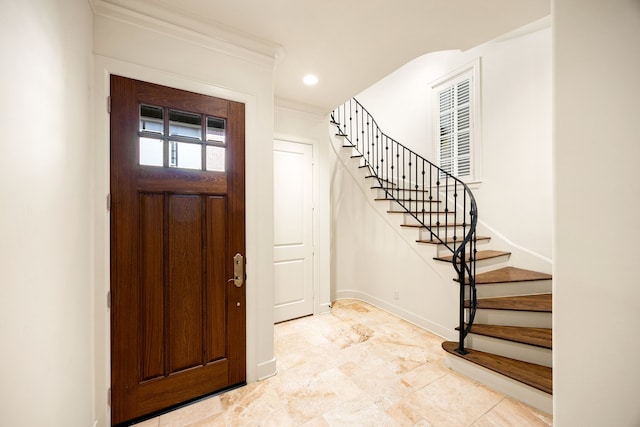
[107,193,112,211]
[107,96,111,114]
[107,387,111,405]
[107,290,111,309]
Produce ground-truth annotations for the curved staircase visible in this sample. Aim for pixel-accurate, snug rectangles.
[331,98,553,413]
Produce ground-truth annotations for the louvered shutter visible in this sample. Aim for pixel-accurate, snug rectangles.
[438,77,472,179]
[439,87,454,176]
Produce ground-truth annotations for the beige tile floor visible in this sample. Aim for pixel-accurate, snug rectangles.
[133,300,552,427]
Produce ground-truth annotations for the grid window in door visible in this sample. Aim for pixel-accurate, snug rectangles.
[139,104,227,172]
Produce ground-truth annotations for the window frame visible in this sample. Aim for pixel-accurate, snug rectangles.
[430,58,482,184]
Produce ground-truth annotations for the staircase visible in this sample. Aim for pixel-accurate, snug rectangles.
[331,98,553,413]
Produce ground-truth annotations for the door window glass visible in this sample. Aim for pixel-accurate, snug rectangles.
[137,105,226,171]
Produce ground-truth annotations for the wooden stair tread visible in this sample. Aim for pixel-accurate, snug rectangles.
[400,222,463,228]
[371,186,429,193]
[388,209,452,215]
[466,293,552,312]
[380,199,441,203]
[455,267,552,285]
[417,236,490,245]
[442,341,552,394]
[459,324,552,349]
[434,249,510,263]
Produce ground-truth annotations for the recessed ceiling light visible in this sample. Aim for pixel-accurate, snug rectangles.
[303,74,319,86]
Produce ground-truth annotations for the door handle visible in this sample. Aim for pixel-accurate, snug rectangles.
[228,253,244,287]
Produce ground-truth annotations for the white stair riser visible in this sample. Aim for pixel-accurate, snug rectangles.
[466,281,553,299]
[471,309,551,329]
[378,199,444,212]
[416,226,472,241]
[400,212,461,226]
[374,188,431,199]
[464,334,552,367]
[435,256,511,276]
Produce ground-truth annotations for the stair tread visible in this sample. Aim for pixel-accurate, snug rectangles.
[466,293,552,312]
[460,323,552,349]
[400,222,463,228]
[442,341,552,394]
[456,266,552,284]
[388,209,454,215]
[380,199,442,203]
[417,236,490,245]
[434,249,510,263]
[371,186,429,193]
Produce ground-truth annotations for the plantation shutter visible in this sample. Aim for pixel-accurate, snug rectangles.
[438,77,472,178]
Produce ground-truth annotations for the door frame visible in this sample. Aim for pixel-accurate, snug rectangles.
[93,57,277,426]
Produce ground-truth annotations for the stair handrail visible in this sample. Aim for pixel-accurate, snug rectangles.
[331,98,478,354]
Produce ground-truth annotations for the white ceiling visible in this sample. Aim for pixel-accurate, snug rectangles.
[101,0,550,113]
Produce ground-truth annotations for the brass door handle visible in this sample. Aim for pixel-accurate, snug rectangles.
[228,253,244,287]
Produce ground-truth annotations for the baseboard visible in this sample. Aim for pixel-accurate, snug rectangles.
[256,356,277,381]
[333,290,455,341]
[316,302,331,315]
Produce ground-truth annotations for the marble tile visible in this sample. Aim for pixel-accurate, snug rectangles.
[471,397,553,427]
[132,418,160,427]
[185,412,226,427]
[385,401,431,426]
[322,394,398,426]
[269,366,363,425]
[406,373,503,427]
[219,381,285,426]
[399,360,449,391]
[158,396,222,427]
[301,415,331,427]
[342,359,413,410]
[131,299,553,427]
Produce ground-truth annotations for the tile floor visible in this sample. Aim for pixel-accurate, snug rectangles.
[133,300,552,427]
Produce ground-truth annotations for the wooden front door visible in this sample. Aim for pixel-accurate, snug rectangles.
[110,75,246,425]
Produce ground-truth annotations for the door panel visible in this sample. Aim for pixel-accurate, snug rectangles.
[273,140,314,322]
[110,75,245,425]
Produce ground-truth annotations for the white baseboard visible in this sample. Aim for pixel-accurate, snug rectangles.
[316,302,332,315]
[256,356,277,381]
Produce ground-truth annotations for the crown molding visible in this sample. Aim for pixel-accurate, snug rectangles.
[275,96,330,117]
[93,0,285,68]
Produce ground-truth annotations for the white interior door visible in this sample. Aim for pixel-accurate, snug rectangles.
[273,140,314,323]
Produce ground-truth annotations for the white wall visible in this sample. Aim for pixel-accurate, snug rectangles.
[0,0,94,426]
[330,137,459,338]
[274,105,333,315]
[554,0,640,425]
[93,5,278,425]
[356,18,553,263]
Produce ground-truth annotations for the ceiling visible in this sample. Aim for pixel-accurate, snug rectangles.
[101,0,550,113]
